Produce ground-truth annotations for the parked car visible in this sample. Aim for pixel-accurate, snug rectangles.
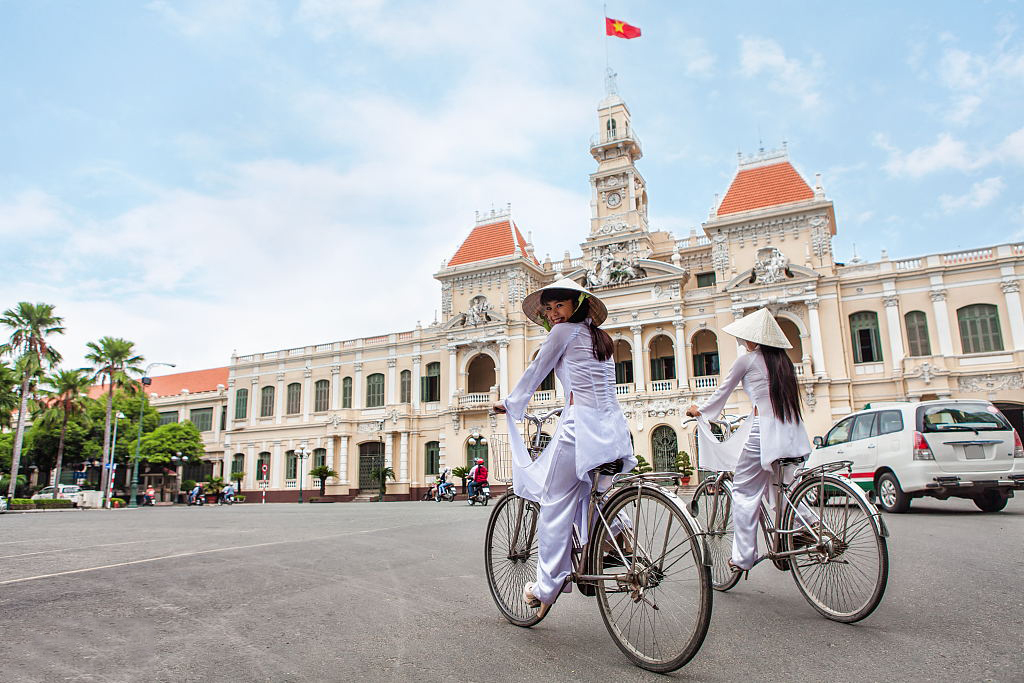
[808,399,1024,513]
[31,484,82,503]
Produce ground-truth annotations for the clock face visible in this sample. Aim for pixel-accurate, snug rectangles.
[606,191,622,208]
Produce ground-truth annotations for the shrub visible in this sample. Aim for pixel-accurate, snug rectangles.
[182,479,196,492]
[36,498,73,508]
[234,495,245,503]
[109,497,126,508]
[11,498,35,509]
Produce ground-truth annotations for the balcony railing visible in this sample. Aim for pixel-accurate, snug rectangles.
[795,365,805,376]
[615,383,633,395]
[459,392,493,407]
[650,379,676,392]
[589,129,643,154]
[531,390,555,403]
[691,375,719,390]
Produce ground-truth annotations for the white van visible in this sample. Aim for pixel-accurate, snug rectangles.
[808,399,1024,513]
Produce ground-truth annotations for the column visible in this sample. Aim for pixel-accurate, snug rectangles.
[302,368,312,422]
[448,346,458,404]
[339,435,350,485]
[275,373,284,425]
[883,295,906,374]
[931,289,954,356]
[249,378,259,426]
[1001,280,1024,350]
[387,358,397,405]
[221,440,231,485]
[498,340,509,398]
[555,376,565,400]
[330,365,340,410]
[673,320,688,390]
[325,436,335,485]
[384,432,394,471]
[806,300,827,377]
[411,355,422,409]
[271,441,284,490]
[226,380,236,426]
[246,445,256,491]
[630,325,646,391]
[353,362,363,409]
[399,431,409,483]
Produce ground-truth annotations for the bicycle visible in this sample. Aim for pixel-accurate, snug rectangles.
[484,408,713,673]
[685,415,889,623]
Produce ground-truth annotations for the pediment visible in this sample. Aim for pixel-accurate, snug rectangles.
[724,263,820,291]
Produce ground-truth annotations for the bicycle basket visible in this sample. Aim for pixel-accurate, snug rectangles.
[488,435,515,484]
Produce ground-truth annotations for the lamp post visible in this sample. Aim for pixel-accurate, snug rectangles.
[105,411,126,508]
[466,429,487,496]
[129,362,176,508]
[171,452,188,503]
[295,444,310,503]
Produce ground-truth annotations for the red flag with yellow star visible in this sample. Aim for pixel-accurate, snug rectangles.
[605,17,641,39]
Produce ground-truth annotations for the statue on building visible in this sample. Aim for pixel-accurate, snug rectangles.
[750,246,793,285]
[462,296,493,326]
[586,245,647,287]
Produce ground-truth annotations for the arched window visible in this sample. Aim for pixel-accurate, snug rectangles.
[400,369,412,403]
[366,373,385,407]
[606,117,617,139]
[286,382,301,414]
[342,377,352,408]
[286,450,297,479]
[467,440,488,467]
[692,330,720,376]
[234,388,248,420]
[422,362,441,403]
[651,425,678,472]
[260,386,275,417]
[313,447,326,469]
[425,441,440,476]
[257,452,271,480]
[850,311,883,363]
[614,340,633,384]
[649,335,676,380]
[905,310,932,357]
[358,441,384,489]
[467,354,496,393]
[314,379,330,412]
[231,453,244,475]
[958,304,1003,354]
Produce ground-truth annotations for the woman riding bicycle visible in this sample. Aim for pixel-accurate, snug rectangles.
[685,307,811,575]
[493,278,635,613]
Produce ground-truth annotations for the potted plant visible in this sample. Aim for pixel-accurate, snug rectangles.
[204,476,225,504]
[308,465,339,500]
[633,454,653,474]
[373,466,395,502]
[675,451,694,486]
[230,470,245,494]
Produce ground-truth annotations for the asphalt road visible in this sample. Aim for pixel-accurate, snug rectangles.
[1,495,1022,683]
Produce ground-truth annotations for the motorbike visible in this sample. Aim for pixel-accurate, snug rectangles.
[218,493,235,506]
[467,481,491,506]
[187,492,204,506]
[436,481,457,502]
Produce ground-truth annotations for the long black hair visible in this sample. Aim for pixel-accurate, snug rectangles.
[539,288,613,362]
[760,344,802,423]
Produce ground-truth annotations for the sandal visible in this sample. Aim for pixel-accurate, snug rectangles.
[727,559,750,580]
[523,582,552,617]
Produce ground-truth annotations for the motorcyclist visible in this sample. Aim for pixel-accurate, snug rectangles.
[189,483,203,505]
[221,482,235,504]
[467,458,488,501]
[436,466,454,500]
[144,485,156,506]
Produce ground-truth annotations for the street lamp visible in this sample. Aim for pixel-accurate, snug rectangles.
[171,452,188,503]
[129,362,176,508]
[295,444,310,503]
[105,411,127,508]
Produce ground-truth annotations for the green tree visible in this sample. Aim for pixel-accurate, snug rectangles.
[85,337,144,499]
[634,454,653,474]
[373,465,395,502]
[32,369,93,496]
[451,465,469,493]
[138,421,205,464]
[84,390,159,464]
[1,302,65,503]
[308,465,338,498]
[0,361,19,429]
[204,476,226,497]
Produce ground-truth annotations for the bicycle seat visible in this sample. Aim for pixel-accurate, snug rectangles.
[593,460,624,476]
[777,456,807,466]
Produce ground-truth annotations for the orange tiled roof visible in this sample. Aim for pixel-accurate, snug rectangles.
[87,367,228,399]
[717,161,814,216]
[448,220,535,267]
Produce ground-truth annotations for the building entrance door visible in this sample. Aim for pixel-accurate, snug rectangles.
[358,442,384,490]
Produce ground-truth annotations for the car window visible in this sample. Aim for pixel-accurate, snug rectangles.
[39,487,53,494]
[878,411,904,435]
[851,413,877,441]
[919,403,1011,432]
[825,417,855,446]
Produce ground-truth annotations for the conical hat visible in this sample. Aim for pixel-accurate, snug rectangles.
[721,307,792,348]
[521,278,608,328]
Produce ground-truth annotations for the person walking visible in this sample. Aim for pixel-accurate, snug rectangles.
[685,307,811,575]
[493,278,635,613]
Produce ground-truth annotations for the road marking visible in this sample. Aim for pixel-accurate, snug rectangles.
[0,527,404,586]
[0,539,153,559]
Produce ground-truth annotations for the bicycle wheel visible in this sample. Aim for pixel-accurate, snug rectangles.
[593,485,712,673]
[785,474,888,623]
[689,478,741,592]
[484,493,548,627]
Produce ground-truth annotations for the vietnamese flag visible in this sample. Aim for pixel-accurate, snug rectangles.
[605,17,641,39]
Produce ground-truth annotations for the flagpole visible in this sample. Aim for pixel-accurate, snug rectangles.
[603,3,610,74]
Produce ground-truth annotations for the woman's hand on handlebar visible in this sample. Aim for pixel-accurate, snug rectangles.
[685,404,701,418]
[491,401,507,415]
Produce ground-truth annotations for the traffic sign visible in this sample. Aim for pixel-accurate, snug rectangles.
[258,481,269,489]
[261,463,268,474]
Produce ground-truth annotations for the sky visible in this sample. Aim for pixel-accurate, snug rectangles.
[3,1,1023,375]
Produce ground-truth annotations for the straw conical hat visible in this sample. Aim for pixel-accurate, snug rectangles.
[721,307,792,348]
[521,278,608,328]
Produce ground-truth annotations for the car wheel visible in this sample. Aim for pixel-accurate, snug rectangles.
[973,490,1008,513]
[876,472,911,513]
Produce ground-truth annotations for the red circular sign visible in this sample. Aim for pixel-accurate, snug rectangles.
[261,464,268,473]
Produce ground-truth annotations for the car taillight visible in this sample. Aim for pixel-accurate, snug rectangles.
[913,431,935,460]
[1013,430,1024,459]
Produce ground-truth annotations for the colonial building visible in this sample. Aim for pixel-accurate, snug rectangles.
[145,85,1024,502]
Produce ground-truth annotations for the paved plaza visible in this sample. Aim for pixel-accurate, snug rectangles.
[1,496,1022,682]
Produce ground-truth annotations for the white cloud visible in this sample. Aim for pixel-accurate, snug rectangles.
[674,38,716,78]
[939,176,1005,212]
[931,33,1024,124]
[994,126,1024,165]
[0,190,72,238]
[876,132,981,177]
[947,94,982,124]
[738,36,824,109]
[147,0,281,37]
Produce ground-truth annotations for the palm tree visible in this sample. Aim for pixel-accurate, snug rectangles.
[373,465,395,502]
[308,465,339,498]
[85,337,144,502]
[0,361,19,429]
[0,302,64,503]
[34,369,92,497]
